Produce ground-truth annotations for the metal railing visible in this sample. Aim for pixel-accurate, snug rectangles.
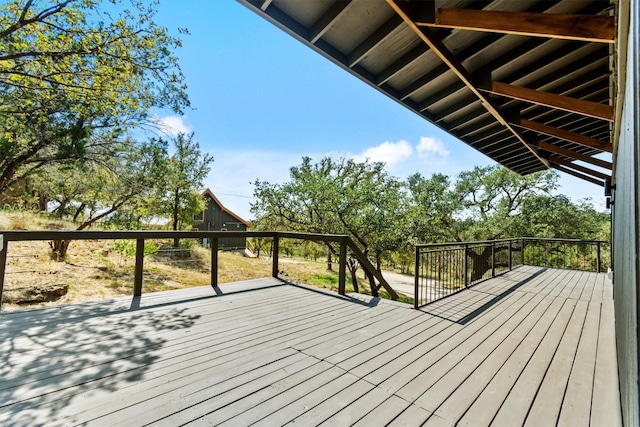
[414,237,608,308]
[0,230,398,311]
[521,238,609,273]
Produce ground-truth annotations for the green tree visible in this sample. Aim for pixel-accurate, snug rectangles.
[454,165,558,240]
[252,156,405,292]
[153,132,213,247]
[42,138,168,258]
[405,172,462,243]
[0,0,189,193]
[515,194,610,240]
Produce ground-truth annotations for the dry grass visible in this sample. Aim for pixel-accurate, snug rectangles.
[0,210,411,311]
[0,211,352,311]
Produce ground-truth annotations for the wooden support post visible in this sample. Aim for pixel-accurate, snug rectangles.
[0,235,7,312]
[134,239,144,297]
[272,236,279,278]
[597,241,602,273]
[339,238,347,296]
[210,237,218,288]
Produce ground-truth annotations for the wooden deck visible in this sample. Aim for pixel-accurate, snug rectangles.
[0,266,621,426]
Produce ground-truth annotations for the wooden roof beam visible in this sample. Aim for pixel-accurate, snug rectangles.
[548,155,610,180]
[386,0,547,168]
[536,141,612,170]
[518,119,612,153]
[310,1,352,44]
[416,8,615,44]
[488,81,614,122]
[551,164,604,186]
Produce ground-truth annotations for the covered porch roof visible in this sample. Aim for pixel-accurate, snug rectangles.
[238,0,621,186]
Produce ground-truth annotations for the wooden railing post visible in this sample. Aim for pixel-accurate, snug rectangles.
[597,241,602,273]
[272,235,279,278]
[0,235,6,312]
[210,237,218,288]
[134,239,144,297]
[522,238,526,265]
[339,238,347,295]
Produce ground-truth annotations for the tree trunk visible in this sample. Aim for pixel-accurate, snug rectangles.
[50,239,72,261]
[366,269,379,298]
[327,250,333,271]
[467,245,492,281]
[72,203,86,223]
[350,269,359,293]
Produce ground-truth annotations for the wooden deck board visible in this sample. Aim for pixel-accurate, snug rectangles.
[455,296,569,426]
[0,270,620,426]
[524,299,589,427]
[427,294,565,423]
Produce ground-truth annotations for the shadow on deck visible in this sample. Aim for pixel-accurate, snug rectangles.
[0,266,621,426]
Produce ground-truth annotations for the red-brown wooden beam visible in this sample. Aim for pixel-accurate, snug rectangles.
[416,9,615,44]
[551,164,604,186]
[548,155,610,180]
[490,82,614,122]
[518,119,612,153]
[536,141,612,170]
[386,0,548,167]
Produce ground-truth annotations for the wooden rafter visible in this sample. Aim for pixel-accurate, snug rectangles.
[348,15,404,67]
[551,164,604,186]
[260,0,273,11]
[386,0,548,168]
[310,1,352,44]
[548,155,610,180]
[490,81,614,122]
[416,9,615,44]
[536,141,612,170]
[518,119,613,153]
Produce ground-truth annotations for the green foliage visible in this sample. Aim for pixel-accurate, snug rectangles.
[113,239,160,257]
[0,0,189,192]
[252,156,406,287]
[252,159,610,282]
[150,132,213,242]
[304,272,340,286]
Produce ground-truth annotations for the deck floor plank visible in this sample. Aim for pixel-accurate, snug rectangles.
[375,291,531,396]
[455,296,569,427]
[0,268,619,426]
[591,299,623,427]
[427,294,566,425]
[406,293,549,410]
[557,299,601,426]
[522,299,590,427]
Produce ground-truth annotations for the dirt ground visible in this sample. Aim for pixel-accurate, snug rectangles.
[1,236,281,311]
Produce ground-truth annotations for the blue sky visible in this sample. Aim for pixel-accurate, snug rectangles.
[148,1,607,220]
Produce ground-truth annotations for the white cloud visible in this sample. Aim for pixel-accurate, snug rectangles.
[203,149,303,221]
[352,140,413,166]
[416,136,450,158]
[156,115,192,136]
